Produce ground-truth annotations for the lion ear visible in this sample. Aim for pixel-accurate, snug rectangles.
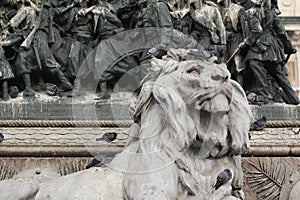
[153,83,197,152]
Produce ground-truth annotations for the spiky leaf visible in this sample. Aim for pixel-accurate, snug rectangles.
[244,158,294,200]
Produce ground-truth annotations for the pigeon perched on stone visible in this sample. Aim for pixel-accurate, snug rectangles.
[141,47,167,61]
[273,89,285,103]
[246,92,257,104]
[45,83,58,96]
[0,133,4,143]
[96,132,117,142]
[86,154,107,169]
[250,116,267,131]
[206,44,225,57]
[8,86,19,98]
[214,169,233,190]
[173,19,182,31]
[275,89,289,104]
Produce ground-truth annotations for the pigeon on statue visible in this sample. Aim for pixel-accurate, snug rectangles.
[250,116,267,131]
[214,169,233,190]
[96,132,117,142]
[8,86,19,98]
[45,83,58,96]
[86,154,107,169]
[0,133,4,143]
[246,92,257,104]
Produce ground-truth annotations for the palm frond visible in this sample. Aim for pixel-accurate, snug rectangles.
[0,162,16,180]
[58,160,89,176]
[244,158,295,200]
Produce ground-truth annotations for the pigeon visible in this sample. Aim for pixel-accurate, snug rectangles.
[45,83,58,96]
[206,44,225,57]
[96,132,117,142]
[0,133,4,143]
[275,89,289,104]
[246,92,257,104]
[173,19,182,31]
[86,154,107,169]
[214,169,233,190]
[141,47,167,61]
[273,89,285,103]
[250,116,267,131]
[8,86,19,98]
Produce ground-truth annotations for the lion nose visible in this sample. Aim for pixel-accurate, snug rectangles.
[211,74,222,81]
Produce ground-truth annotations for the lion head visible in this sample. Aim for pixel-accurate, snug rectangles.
[138,48,253,158]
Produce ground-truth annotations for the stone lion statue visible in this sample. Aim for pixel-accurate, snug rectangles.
[0,49,252,200]
[111,48,253,200]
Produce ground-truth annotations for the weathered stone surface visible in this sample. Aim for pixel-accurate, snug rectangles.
[35,167,123,200]
[4,157,300,200]
[279,0,300,18]
[1,127,300,157]
[0,127,127,156]
[246,127,300,156]
[1,98,299,121]
[0,178,39,200]
[0,94,134,121]
[13,168,61,183]
[251,104,300,121]
[288,180,300,200]
[0,157,93,181]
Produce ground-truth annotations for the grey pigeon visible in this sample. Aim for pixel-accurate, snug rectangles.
[8,86,19,98]
[214,169,233,190]
[141,47,167,61]
[275,89,289,104]
[246,92,257,104]
[86,154,107,169]
[206,44,225,57]
[45,83,58,96]
[0,133,4,143]
[250,116,267,131]
[96,132,117,142]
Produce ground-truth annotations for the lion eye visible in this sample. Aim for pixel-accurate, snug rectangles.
[186,67,199,74]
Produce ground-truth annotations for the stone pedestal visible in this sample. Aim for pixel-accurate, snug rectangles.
[0,100,299,199]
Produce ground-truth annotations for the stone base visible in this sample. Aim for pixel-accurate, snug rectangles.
[0,127,128,157]
[0,127,299,157]
[1,96,299,121]
[1,157,299,200]
[0,99,299,199]
[0,93,134,120]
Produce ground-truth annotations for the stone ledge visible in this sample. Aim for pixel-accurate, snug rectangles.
[0,98,134,120]
[0,127,127,157]
[1,99,299,121]
[280,17,300,26]
[251,104,300,121]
